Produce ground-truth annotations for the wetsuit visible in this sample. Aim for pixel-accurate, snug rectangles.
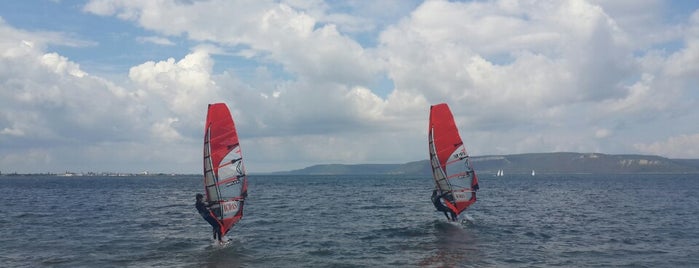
[431,190,457,221]
[196,200,223,241]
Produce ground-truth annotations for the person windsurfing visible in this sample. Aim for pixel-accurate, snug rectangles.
[195,193,224,244]
[431,189,457,221]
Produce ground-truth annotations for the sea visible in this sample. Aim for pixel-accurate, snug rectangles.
[1,173,698,267]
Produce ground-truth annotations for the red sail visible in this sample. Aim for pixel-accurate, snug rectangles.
[203,103,248,237]
[428,103,479,218]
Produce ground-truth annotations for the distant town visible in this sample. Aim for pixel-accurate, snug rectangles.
[0,171,190,177]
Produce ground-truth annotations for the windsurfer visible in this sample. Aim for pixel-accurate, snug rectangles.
[195,193,224,243]
[431,190,457,221]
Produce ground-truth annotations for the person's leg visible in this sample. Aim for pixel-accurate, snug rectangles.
[215,224,223,242]
[205,216,220,241]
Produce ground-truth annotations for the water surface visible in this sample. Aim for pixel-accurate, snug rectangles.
[1,174,697,267]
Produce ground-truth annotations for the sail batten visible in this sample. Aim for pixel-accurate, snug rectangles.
[203,103,248,237]
[428,103,479,219]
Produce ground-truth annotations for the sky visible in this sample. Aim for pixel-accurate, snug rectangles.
[1,0,699,174]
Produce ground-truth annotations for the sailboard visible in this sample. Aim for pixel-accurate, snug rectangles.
[203,103,248,239]
[428,103,479,221]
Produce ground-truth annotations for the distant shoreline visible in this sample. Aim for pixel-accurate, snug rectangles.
[4,152,699,176]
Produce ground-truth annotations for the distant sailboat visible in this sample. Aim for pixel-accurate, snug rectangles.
[428,103,479,222]
[496,169,503,177]
[203,103,248,240]
[531,170,536,176]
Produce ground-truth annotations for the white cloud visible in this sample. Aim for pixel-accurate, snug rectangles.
[0,19,186,173]
[41,53,87,77]
[129,49,218,117]
[379,0,632,124]
[635,133,699,158]
[137,36,175,46]
[595,128,611,139]
[0,127,23,136]
[151,117,183,142]
[2,0,699,173]
[665,10,699,78]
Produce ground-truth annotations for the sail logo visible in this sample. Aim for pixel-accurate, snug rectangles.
[222,201,239,214]
[454,191,469,201]
[224,178,240,187]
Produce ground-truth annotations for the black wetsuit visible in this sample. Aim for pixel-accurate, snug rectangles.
[196,200,223,241]
[431,190,457,221]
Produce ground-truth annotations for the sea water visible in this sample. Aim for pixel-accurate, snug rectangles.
[1,174,698,267]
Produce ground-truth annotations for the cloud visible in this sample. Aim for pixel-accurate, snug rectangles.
[2,0,699,174]
[378,0,634,131]
[635,133,699,158]
[0,18,202,173]
[137,36,175,46]
[595,128,611,139]
[129,48,217,117]
[374,0,699,158]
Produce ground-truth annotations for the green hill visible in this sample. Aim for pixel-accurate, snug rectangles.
[273,152,699,175]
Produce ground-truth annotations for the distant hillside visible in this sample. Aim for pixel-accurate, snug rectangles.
[472,152,699,174]
[273,152,699,175]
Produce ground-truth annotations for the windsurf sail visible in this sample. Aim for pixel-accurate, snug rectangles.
[428,103,479,220]
[203,103,248,238]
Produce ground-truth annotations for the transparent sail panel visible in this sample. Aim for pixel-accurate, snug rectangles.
[216,147,245,200]
[429,130,451,191]
[445,145,472,192]
[203,132,221,201]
